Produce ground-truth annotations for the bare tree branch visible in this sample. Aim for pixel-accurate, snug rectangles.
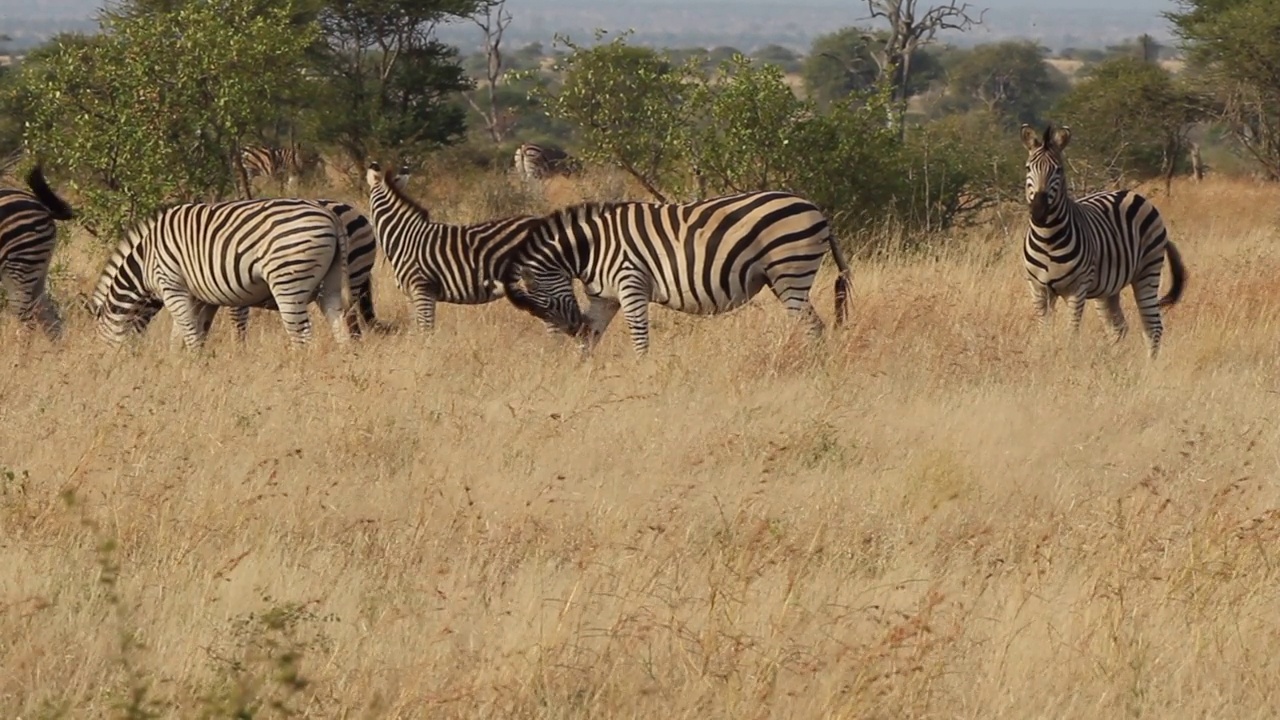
[469,0,513,143]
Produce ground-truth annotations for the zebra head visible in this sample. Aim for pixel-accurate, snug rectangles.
[91,225,161,345]
[501,213,588,338]
[1021,123,1072,226]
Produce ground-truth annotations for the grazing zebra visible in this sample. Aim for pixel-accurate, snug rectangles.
[513,143,578,181]
[91,198,352,350]
[501,190,854,356]
[1020,123,1187,358]
[239,143,324,192]
[365,161,540,331]
[223,199,380,340]
[1,164,75,339]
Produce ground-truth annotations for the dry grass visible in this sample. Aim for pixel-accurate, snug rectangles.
[3,170,1280,719]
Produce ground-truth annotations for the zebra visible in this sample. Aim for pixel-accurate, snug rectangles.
[1,164,75,339]
[364,161,540,332]
[239,143,324,192]
[501,190,854,356]
[512,143,579,181]
[90,197,352,350]
[222,199,380,341]
[1020,123,1187,358]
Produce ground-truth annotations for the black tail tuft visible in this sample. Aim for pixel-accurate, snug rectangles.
[25,165,75,221]
[834,271,852,327]
[1158,241,1186,308]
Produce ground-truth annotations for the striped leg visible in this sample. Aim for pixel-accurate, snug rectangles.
[160,287,213,350]
[230,305,251,342]
[1066,293,1087,334]
[409,281,438,332]
[169,302,218,350]
[317,274,352,346]
[5,278,63,340]
[766,265,824,337]
[1094,295,1128,343]
[1028,280,1055,329]
[617,274,652,356]
[1131,277,1165,359]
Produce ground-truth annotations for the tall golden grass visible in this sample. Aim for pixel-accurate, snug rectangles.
[2,167,1279,718]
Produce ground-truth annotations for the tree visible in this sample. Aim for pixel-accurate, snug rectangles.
[18,0,317,240]
[464,0,514,142]
[941,41,1067,125]
[863,0,984,136]
[1167,0,1280,179]
[1055,58,1205,188]
[752,44,802,74]
[801,28,880,106]
[534,31,696,201]
[311,0,481,166]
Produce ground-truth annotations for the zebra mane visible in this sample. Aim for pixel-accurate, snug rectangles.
[90,216,157,313]
[546,200,625,226]
[377,165,433,223]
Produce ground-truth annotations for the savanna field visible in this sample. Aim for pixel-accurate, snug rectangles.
[3,165,1280,718]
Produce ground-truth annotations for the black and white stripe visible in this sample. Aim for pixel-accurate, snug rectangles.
[240,143,323,191]
[364,162,539,331]
[224,199,379,340]
[90,198,352,349]
[0,164,75,339]
[502,191,854,355]
[512,143,578,181]
[1021,123,1187,358]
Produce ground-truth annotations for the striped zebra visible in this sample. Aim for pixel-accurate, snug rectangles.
[1,164,75,339]
[222,199,380,340]
[513,143,578,181]
[365,162,540,331]
[1020,123,1187,358]
[501,191,854,356]
[240,143,324,192]
[91,198,352,350]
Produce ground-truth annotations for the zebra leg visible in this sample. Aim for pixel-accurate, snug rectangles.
[1094,295,1128,343]
[229,305,251,342]
[409,282,438,332]
[317,276,353,346]
[1066,293,1087,335]
[767,272,824,338]
[159,288,212,351]
[1028,280,1055,329]
[617,281,653,356]
[1131,279,1166,359]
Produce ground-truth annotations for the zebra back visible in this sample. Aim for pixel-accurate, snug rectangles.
[513,143,577,181]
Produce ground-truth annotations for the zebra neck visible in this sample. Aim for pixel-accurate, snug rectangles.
[1029,200,1073,239]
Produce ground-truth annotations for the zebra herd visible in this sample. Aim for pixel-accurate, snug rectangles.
[0,124,1187,359]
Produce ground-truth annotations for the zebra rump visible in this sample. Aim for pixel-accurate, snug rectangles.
[0,164,76,339]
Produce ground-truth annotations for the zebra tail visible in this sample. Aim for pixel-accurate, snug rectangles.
[1158,240,1186,308]
[25,165,75,221]
[826,231,853,327]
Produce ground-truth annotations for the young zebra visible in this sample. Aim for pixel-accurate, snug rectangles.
[240,143,324,192]
[1,164,75,339]
[501,190,854,356]
[1021,123,1187,358]
[365,162,540,332]
[223,199,380,340]
[91,198,351,350]
[512,143,578,181]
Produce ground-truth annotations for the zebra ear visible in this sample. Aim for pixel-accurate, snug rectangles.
[1051,126,1072,150]
[365,163,382,189]
[1020,124,1042,151]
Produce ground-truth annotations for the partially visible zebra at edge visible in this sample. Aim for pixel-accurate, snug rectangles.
[91,198,352,350]
[365,161,541,332]
[1,164,76,339]
[1021,123,1187,359]
[502,190,854,356]
[513,143,579,182]
[239,143,325,194]
[223,199,381,341]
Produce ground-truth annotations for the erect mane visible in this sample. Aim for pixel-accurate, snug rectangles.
[378,165,434,223]
[90,216,157,312]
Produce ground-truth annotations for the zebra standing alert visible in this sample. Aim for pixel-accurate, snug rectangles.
[91,198,352,350]
[240,143,324,193]
[502,191,854,356]
[1021,123,1187,358]
[513,143,578,181]
[224,199,380,340]
[365,162,540,331]
[1,165,75,339]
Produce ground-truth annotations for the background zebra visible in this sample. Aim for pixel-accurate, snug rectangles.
[240,143,325,193]
[91,197,351,350]
[365,161,540,331]
[223,199,380,340]
[502,190,854,356]
[512,143,579,181]
[1021,123,1187,358]
[1,164,75,339]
